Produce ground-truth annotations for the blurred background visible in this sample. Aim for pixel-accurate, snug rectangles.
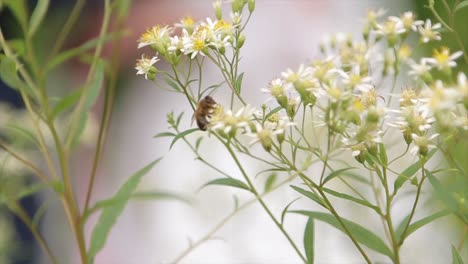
[1,0,466,263]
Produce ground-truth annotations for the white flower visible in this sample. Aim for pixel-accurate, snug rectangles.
[182,28,208,59]
[425,47,463,70]
[210,105,255,134]
[137,25,172,49]
[135,55,159,80]
[209,34,231,50]
[339,66,373,93]
[168,35,183,54]
[417,19,441,43]
[408,59,432,80]
[410,133,438,156]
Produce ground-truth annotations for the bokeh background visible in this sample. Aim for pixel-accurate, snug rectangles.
[1,0,466,263]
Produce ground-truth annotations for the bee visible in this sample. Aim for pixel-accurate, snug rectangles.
[193,96,217,131]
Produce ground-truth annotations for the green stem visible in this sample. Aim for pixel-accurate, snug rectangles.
[381,166,400,264]
[398,160,426,246]
[9,202,58,264]
[224,141,307,264]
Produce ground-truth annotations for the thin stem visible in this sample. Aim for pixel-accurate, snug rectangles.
[398,161,426,246]
[49,0,87,59]
[65,0,112,151]
[381,166,400,264]
[9,201,58,264]
[0,139,49,182]
[84,6,126,214]
[224,142,307,264]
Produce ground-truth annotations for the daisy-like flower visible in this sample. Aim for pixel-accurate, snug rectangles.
[416,19,441,43]
[174,16,196,33]
[408,58,433,82]
[138,25,172,52]
[410,133,438,156]
[399,11,421,31]
[392,103,436,136]
[339,65,373,93]
[425,47,463,70]
[209,33,231,51]
[210,105,255,136]
[247,123,280,151]
[167,35,183,54]
[261,78,290,108]
[424,80,460,112]
[135,55,159,80]
[374,17,406,46]
[182,28,209,59]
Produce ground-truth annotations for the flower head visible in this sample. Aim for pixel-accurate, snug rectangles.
[135,55,159,80]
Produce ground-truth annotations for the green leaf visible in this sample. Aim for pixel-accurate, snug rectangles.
[131,191,191,204]
[87,158,161,262]
[304,217,315,264]
[378,143,388,166]
[4,39,26,56]
[50,89,83,120]
[66,60,104,149]
[5,0,28,32]
[280,198,300,225]
[393,149,435,195]
[322,188,380,213]
[264,106,282,122]
[322,167,356,185]
[396,210,450,243]
[28,0,49,37]
[115,0,131,19]
[264,173,277,193]
[3,123,40,148]
[46,31,125,72]
[455,0,468,14]
[169,128,199,149]
[291,210,394,259]
[426,169,460,216]
[163,77,182,92]
[153,132,176,138]
[0,55,22,89]
[234,72,244,92]
[195,137,203,151]
[290,185,325,208]
[202,178,250,192]
[452,245,465,264]
[176,112,184,127]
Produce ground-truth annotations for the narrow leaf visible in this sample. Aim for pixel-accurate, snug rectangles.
[264,173,277,193]
[426,170,460,215]
[163,77,182,92]
[455,1,468,14]
[322,188,380,213]
[291,210,394,259]
[304,217,315,264]
[396,210,450,243]
[281,198,300,225]
[202,178,250,192]
[153,132,176,138]
[322,167,356,185]
[46,31,125,72]
[28,0,49,37]
[290,185,325,208]
[452,245,465,264]
[0,55,22,89]
[5,0,28,32]
[3,124,40,148]
[50,89,83,120]
[169,128,198,149]
[378,143,388,166]
[234,72,244,92]
[66,60,104,149]
[87,158,161,262]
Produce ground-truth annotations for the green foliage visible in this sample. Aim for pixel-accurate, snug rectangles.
[87,159,161,263]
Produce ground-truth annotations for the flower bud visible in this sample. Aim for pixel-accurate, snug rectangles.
[232,0,245,13]
[237,34,246,49]
[248,0,255,12]
[213,0,223,20]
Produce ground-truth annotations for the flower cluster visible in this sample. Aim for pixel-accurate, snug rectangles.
[135,0,254,80]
